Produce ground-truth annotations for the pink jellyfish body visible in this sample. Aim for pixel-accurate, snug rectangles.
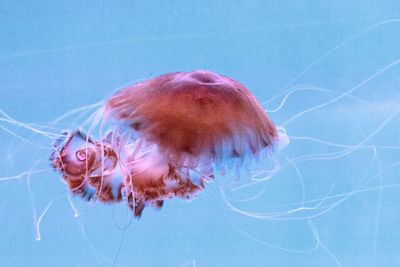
[51,70,280,217]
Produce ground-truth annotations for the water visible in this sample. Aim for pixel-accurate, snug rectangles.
[1,1,400,266]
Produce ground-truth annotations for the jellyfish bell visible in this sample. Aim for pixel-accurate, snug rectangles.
[50,70,286,217]
[106,70,279,159]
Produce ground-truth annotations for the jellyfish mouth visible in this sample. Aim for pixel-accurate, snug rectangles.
[50,130,118,178]
[50,129,214,217]
[49,130,123,203]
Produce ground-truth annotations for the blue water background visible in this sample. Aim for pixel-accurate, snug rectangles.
[1,1,400,266]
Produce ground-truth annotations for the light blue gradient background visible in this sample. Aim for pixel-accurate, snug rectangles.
[1,1,400,266]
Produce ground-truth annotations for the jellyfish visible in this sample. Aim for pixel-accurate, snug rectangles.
[50,70,287,217]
